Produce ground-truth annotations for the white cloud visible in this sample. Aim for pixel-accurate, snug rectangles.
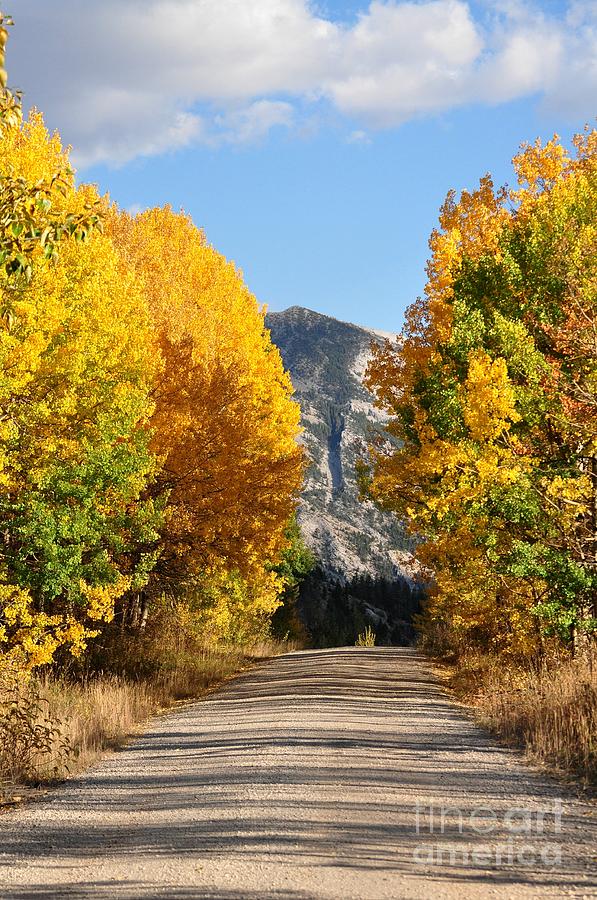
[8,0,596,167]
[215,101,295,145]
[476,29,563,104]
[327,0,484,125]
[541,1,597,119]
[73,104,204,168]
[347,130,372,145]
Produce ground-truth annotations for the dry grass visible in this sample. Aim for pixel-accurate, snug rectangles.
[0,638,296,799]
[439,651,597,785]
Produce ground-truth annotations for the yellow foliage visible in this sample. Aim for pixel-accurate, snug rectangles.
[108,206,304,588]
[80,579,132,623]
[0,31,304,678]
[463,351,520,442]
[0,584,89,673]
[366,128,597,657]
[171,566,283,646]
[0,112,157,675]
[512,135,570,197]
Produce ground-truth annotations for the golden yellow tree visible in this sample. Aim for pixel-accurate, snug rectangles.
[0,113,159,673]
[109,206,304,633]
[364,129,596,657]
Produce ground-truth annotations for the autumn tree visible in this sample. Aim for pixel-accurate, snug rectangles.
[109,206,304,635]
[0,10,303,666]
[0,106,160,672]
[364,129,596,657]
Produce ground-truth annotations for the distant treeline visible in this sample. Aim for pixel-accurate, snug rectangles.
[298,567,424,647]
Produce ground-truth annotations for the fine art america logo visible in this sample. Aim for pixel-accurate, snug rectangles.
[413,799,563,868]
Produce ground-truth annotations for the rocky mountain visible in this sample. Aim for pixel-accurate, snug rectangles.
[265,305,419,586]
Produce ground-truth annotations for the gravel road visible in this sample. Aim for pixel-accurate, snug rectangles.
[1,647,596,899]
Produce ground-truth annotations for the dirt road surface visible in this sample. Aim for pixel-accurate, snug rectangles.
[1,648,596,899]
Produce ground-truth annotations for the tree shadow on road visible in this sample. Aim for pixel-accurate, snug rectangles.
[1,649,595,899]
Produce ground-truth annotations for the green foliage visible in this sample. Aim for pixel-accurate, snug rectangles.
[0,14,302,677]
[273,516,316,586]
[365,132,597,657]
[270,516,315,641]
[0,172,102,288]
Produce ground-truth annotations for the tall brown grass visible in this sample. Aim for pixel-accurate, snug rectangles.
[441,651,597,785]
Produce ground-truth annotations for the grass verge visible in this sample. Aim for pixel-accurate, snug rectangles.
[0,639,296,802]
[436,650,597,787]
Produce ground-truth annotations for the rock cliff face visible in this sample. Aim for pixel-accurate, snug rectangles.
[265,306,418,585]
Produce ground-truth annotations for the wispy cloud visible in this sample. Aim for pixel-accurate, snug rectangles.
[214,101,295,145]
[347,130,372,145]
[9,0,596,167]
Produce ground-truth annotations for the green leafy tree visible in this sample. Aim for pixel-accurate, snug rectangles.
[365,130,597,657]
[270,517,315,641]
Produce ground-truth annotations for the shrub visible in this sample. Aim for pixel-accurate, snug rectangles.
[355,626,376,647]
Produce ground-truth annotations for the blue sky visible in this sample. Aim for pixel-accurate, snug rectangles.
[9,1,596,332]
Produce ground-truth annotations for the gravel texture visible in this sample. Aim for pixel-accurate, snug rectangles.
[0,647,596,899]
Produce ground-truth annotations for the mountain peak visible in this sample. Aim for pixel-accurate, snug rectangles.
[268,305,396,341]
[265,306,413,582]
